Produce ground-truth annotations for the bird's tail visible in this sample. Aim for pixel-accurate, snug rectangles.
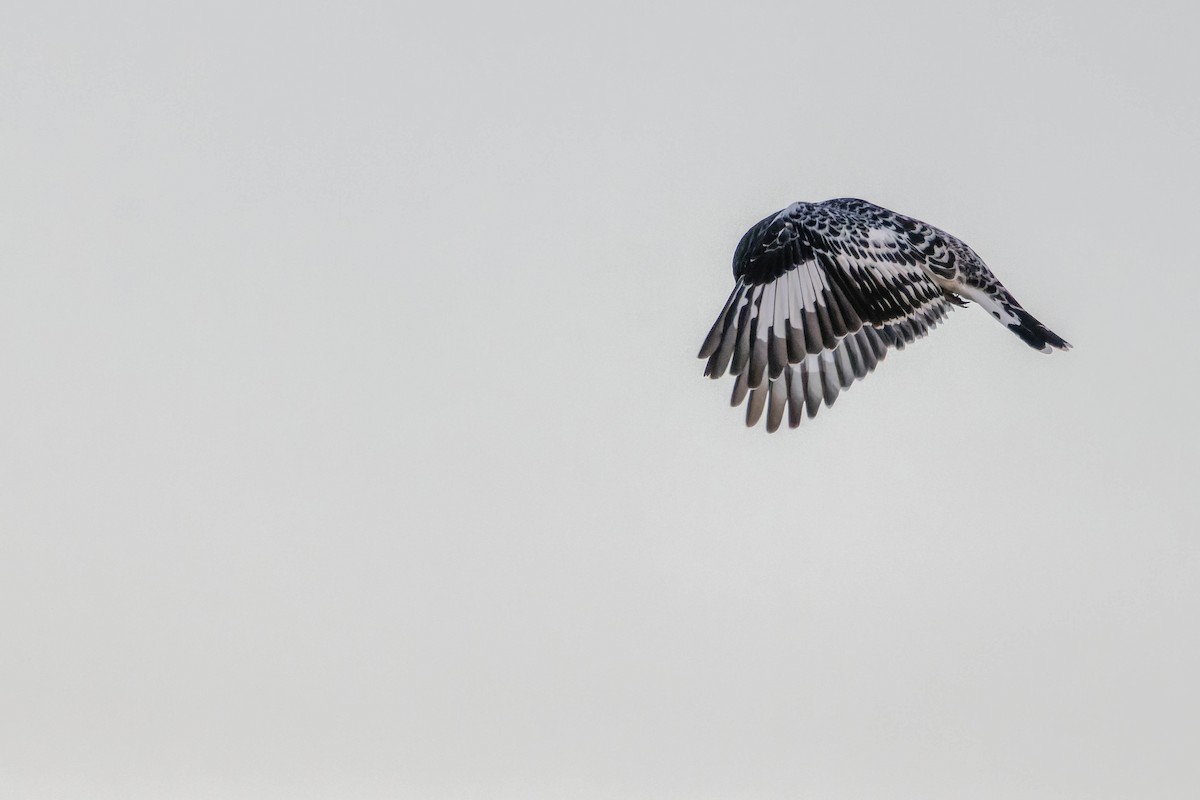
[1006,304,1071,352]
[969,288,1071,353]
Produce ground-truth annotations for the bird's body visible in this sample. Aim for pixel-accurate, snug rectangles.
[698,198,1070,431]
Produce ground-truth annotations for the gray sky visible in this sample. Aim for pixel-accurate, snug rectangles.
[2,1,1198,798]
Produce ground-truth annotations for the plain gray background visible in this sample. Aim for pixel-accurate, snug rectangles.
[3,1,1198,798]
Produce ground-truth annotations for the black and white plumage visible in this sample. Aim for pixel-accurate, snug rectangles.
[698,198,1070,431]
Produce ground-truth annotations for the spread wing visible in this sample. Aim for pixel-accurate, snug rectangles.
[698,203,955,431]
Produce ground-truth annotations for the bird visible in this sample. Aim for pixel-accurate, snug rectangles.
[698,198,1070,432]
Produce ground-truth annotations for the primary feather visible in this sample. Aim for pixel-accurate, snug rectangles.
[698,198,1070,431]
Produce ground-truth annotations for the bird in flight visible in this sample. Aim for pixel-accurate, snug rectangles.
[698,198,1070,431]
